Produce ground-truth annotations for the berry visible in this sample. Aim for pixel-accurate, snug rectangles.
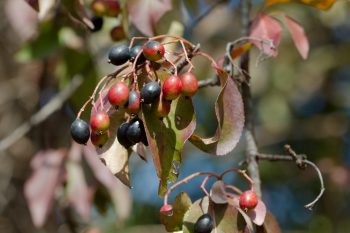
[126,91,140,114]
[130,45,146,64]
[126,118,146,144]
[70,119,90,145]
[117,122,134,148]
[239,190,258,211]
[108,82,129,107]
[152,96,171,119]
[110,25,126,41]
[160,204,173,216]
[91,0,107,16]
[108,45,130,66]
[89,16,104,32]
[90,111,110,133]
[105,0,121,17]
[194,214,213,233]
[141,81,161,104]
[142,41,165,62]
[91,131,109,148]
[162,75,182,100]
[180,72,198,97]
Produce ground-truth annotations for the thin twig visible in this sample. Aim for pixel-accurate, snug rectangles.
[0,75,84,151]
[198,76,220,88]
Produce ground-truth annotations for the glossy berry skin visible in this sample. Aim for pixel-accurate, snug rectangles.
[126,91,140,114]
[162,75,182,100]
[110,26,126,41]
[141,81,161,104]
[90,131,109,148]
[126,118,146,144]
[160,204,173,216]
[70,119,90,145]
[108,45,130,66]
[90,111,110,133]
[130,45,146,64]
[239,190,258,210]
[90,16,103,32]
[194,214,213,233]
[117,122,134,148]
[142,41,165,62]
[180,72,198,97]
[152,96,171,119]
[108,82,129,106]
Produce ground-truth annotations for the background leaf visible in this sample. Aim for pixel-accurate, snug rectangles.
[24,0,39,11]
[284,15,309,59]
[265,0,336,10]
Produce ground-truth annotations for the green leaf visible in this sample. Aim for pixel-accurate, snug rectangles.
[160,192,192,232]
[142,94,196,196]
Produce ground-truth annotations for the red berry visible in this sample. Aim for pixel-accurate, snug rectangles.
[91,131,109,148]
[152,96,171,119]
[91,0,107,16]
[90,111,110,133]
[142,41,165,62]
[180,72,198,97]
[162,75,182,100]
[126,91,141,114]
[108,82,129,106]
[110,26,126,41]
[239,190,258,211]
[160,204,173,216]
[105,0,121,17]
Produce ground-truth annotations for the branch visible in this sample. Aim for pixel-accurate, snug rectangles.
[170,44,201,74]
[0,75,84,151]
[198,76,220,88]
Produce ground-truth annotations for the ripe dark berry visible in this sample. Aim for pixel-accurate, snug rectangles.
[91,131,109,148]
[70,119,90,145]
[126,91,141,114]
[108,45,130,66]
[180,72,198,97]
[194,214,213,233]
[141,81,161,104]
[90,111,110,133]
[160,204,173,216]
[126,118,145,144]
[130,45,146,64]
[239,190,258,211]
[142,41,165,62]
[162,75,182,100]
[117,122,134,148]
[110,25,126,41]
[108,82,129,106]
[89,16,104,32]
[152,96,171,119]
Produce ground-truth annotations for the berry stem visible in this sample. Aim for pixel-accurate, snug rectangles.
[166,58,178,76]
[193,51,219,68]
[225,185,243,195]
[180,40,194,72]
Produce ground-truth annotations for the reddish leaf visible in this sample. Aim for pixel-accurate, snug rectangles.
[231,42,253,59]
[284,15,309,59]
[25,0,39,11]
[257,212,282,233]
[247,200,266,226]
[24,150,66,227]
[189,67,244,156]
[128,0,172,36]
[249,14,283,57]
[265,0,336,10]
[210,180,228,204]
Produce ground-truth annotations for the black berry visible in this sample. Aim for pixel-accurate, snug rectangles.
[108,45,130,66]
[141,81,161,104]
[70,119,90,145]
[89,16,104,32]
[194,214,213,233]
[130,45,146,64]
[117,122,134,148]
[126,120,142,144]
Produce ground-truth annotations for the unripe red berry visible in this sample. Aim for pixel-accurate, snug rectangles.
[90,131,109,148]
[126,91,141,114]
[162,75,182,100]
[152,96,171,119]
[105,0,121,17]
[90,111,110,133]
[160,204,173,216]
[108,82,129,106]
[110,25,126,41]
[90,0,107,16]
[180,72,198,97]
[239,190,258,211]
[142,41,165,62]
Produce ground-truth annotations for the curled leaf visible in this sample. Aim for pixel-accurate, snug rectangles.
[284,15,309,59]
[210,180,228,204]
[247,200,266,226]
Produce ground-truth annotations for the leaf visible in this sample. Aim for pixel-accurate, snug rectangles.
[265,0,336,10]
[237,208,255,233]
[257,212,282,233]
[127,0,172,36]
[62,0,94,29]
[210,180,228,204]
[189,67,244,156]
[284,15,309,59]
[142,94,196,196]
[231,42,253,59]
[25,0,39,11]
[160,192,192,232]
[24,150,66,227]
[249,14,282,57]
[247,200,266,226]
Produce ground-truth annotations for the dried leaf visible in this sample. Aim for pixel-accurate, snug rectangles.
[189,67,244,156]
[24,150,66,227]
[160,192,192,232]
[210,180,228,204]
[24,0,39,11]
[128,0,172,36]
[231,42,253,59]
[257,212,282,233]
[249,14,282,57]
[284,15,309,59]
[247,200,266,226]
[265,0,336,10]
[237,208,255,233]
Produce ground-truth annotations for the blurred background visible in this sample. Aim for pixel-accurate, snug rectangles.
[0,0,349,232]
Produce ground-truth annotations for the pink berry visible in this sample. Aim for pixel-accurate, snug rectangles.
[162,75,182,100]
[180,72,198,97]
[239,190,258,211]
[90,111,110,133]
[108,82,129,106]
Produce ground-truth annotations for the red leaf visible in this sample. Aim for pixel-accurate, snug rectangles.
[189,68,244,156]
[128,0,172,36]
[25,0,39,11]
[210,180,228,204]
[284,15,309,59]
[249,14,283,57]
[24,150,66,227]
[247,200,266,226]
